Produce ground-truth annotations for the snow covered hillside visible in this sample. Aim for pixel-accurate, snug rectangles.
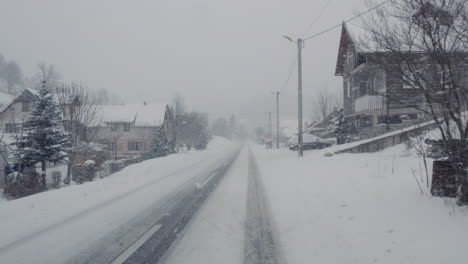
[251,143,468,264]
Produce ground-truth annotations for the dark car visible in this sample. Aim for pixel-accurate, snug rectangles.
[289,141,331,151]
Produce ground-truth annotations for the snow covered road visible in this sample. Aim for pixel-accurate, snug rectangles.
[164,147,285,264]
[0,138,240,264]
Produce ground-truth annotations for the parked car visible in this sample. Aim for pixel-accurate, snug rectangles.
[288,133,334,151]
[289,141,331,151]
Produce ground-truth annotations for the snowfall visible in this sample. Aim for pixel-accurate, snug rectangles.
[1,136,468,264]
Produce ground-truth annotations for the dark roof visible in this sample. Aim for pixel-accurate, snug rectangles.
[335,23,356,76]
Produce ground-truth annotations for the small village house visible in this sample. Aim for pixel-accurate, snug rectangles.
[89,103,174,159]
[335,22,468,142]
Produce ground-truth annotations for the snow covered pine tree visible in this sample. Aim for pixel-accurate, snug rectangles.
[15,85,69,189]
[146,127,170,159]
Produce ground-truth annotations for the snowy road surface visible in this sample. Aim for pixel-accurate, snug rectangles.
[0,138,240,264]
[164,147,284,264]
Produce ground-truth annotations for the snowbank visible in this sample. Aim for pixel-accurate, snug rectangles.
[251,143,468,264]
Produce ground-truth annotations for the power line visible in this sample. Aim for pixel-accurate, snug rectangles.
[303,0,392,41]
[300,0,333,38]
[280,55,297,92]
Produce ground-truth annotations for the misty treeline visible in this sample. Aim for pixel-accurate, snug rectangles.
[0,54,23,94]
[0,53,123,104]
[211,114,245,140]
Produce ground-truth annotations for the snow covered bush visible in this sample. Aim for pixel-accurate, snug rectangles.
[4,171,41,199]
[72,160,97,184]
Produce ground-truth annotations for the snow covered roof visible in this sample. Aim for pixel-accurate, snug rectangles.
[97,103,167,126]
[0,91,14,111]
[345,22,372,53]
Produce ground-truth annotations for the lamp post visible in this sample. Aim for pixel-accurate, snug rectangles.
[283,36,304,157]
[272,90,280,149]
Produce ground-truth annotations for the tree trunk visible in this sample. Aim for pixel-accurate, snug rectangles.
[64,161,72,185]
[423,156,429,188]
[40,161,47,190]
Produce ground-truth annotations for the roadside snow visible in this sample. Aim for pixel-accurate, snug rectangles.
[0,137,237,264]
[251,143,468,264]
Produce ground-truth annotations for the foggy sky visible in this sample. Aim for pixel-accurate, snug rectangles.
[0,0,366,127]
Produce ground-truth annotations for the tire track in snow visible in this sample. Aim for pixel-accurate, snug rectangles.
[244,148,285,264]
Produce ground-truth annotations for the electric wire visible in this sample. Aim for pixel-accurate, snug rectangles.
[302,0,392,41]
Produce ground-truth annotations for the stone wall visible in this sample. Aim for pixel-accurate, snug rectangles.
[336,122,438,154]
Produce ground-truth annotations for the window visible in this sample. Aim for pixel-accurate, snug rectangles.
[123,123,131,132]
[22,102,30,112]
[5,123,19,133]
[359,81,368,96]
[128,142,145,151]
[362,116,373,127]
[438,68,451,90]
[346,50,355,68]
[379,115,402,125]
[403,71,416,89]
[372,71,386,93]
[347,81,351,98]
[110,123,119,131]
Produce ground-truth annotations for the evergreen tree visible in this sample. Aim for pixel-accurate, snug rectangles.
[16,85,69,188]
[328,109,347,144]
[148,127,170,158]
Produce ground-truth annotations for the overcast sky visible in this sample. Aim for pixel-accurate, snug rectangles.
[0,0,366,127]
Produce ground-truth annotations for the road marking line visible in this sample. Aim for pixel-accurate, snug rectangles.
[111,224,162,264]
[199,171,218,188]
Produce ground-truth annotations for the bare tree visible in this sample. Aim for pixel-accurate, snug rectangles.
[406,129,439,188]
[311,88,341,122]
[171,93,187,147]
[35,62,62,90]
[361,0,468,201]
[55,83,100,184]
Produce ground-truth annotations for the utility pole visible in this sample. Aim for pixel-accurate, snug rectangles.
[268,111,272,140]
[283,36,304,157]
[297,39,304,157]
[274,91,280,149]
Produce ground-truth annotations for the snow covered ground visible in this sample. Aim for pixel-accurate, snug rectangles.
[0,137,238,264]
[251,143,468,264]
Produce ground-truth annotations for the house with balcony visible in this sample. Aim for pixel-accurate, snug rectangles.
[334,22,468,141]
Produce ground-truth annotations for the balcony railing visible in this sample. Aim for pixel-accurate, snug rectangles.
[354,95,384,112]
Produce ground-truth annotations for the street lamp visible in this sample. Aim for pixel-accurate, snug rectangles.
[271,90,280,149]
[284,36,304,157]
